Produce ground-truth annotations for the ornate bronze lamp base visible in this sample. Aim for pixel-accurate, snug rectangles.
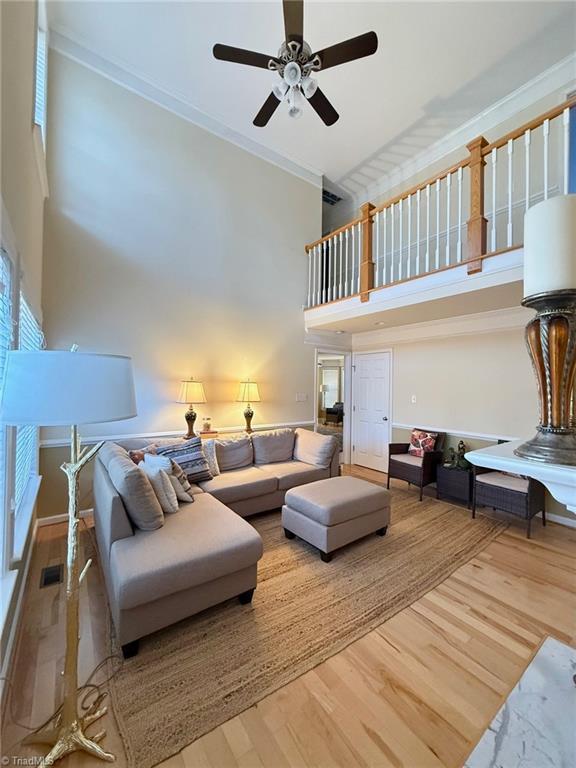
[184,406,197,439]
[244,405,254,433]
[515,290,576,466]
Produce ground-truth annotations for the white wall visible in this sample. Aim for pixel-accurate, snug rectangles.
[42,52,321,442]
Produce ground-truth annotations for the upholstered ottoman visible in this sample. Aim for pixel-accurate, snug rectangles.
[282,476,391,561]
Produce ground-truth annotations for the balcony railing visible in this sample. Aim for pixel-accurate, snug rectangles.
[305,97,575,309]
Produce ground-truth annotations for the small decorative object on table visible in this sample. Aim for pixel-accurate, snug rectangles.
[177,377,207,439]
[515,195,576,466]
[237,379,261,433]
[201,416,212,432]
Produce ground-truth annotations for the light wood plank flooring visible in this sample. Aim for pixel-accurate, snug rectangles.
[2,466,575,767]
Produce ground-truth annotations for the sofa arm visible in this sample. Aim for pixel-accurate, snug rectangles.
[389,443,410,455]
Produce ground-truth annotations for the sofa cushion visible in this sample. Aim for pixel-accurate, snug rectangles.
[202,439,220,476]
[293,428,336,469]
[99,442,164,531]
[156,437,212,483]
[476,471,529,493]
[198,466,277,504]
[390,454,423,467]
[259,460,329,491]
[215,436,253,471]
[109,493,263,610]
[139,461,179,514]
[252,429,295,465]
[285,476,390,526]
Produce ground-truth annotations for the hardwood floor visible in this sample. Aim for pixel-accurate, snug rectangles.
[2,466,575,768]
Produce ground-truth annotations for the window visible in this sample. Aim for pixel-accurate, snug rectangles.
[34,25,48,143]
[0,250,14,564]
[14,295,43,516]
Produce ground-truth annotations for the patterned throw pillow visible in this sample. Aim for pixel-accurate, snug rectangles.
[408,429,438,458]
[155,438,213,483]
[202,439,220,477]
[139,461,179,514]
[143,453,194,503]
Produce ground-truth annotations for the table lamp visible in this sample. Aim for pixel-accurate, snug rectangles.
[515,194,576,465]
[177,378,206,438]
[236,380,261,433]
[1,348,136,764]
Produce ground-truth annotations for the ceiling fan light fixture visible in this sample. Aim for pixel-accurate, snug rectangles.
[283,61,301,87]
[301,76,317,99]
[272,80,290,101]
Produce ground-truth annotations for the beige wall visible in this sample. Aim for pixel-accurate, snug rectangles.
[39,52,321,515]
[1,0,45,317]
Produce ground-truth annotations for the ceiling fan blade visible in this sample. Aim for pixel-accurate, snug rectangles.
[213,43,277,70]
[253,93,281,127]
[312,31,378,71]
[283,0,304,45]
[307,88,339,126]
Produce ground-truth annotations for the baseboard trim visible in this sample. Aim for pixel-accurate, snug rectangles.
[36,508,93,527]
[537,511,576,529]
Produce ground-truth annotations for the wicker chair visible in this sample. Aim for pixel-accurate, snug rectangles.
[472,467,546,538]
[387,432,445,501]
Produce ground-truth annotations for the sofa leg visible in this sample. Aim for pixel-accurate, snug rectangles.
[386,475,390,490]
[376,526,388,536]
[284,528,296,539]
[239,588,255,605]
[321,551,332,563]
[122,640,139,659]
[419,484,423,502]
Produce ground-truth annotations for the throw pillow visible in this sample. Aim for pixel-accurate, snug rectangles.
[128,444,157,465]
[99,442,164,531]
[215,436,253,471]
[155,437,213,483]
[408,429,438,458]
[139,462,179,514]
[252,428,295,464]
[144,454,194,503]
[202,439,220,476]
[293,428,336,469]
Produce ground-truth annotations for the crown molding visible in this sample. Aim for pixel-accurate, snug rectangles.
[352,305,531,347]
[49,28,323,190]
[344,52,576,208]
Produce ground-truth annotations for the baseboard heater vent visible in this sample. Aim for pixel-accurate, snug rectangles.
[40,564,63,588]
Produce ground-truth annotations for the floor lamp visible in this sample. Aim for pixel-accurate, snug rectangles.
[1,349,136,765]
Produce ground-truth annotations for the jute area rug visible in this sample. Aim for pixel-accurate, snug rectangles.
[109,487,505,768]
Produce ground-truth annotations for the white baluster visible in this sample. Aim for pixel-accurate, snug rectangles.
[339,232,343,298]
[456,167,463,263]
[383,207,388,285]
[445,173,451,266]
[425,185,430,272]
[356,223,361,294]
[399,198,404,281]
[563,108,570,195]
[524,129,531,212]
[407,195,412,279]
[507,139,513,248]
[316,245,321,305]
[322,241,327,304]
[375,210,380,287]
[543,118,550,200]
[491,148,497,252]
[307,249,312,307]
[332,235,338,301]
[327,240,332,301]
[416,189,421,275]
[351,225,356,293]
[435,178,440,269]
[345,228,349,296]
[390,203,395,283]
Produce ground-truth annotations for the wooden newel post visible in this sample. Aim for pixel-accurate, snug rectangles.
[466,136,488,274]
[360,202,375,302]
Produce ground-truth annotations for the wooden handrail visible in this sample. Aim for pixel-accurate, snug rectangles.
[305,216,363,252]
[481,96,576,156]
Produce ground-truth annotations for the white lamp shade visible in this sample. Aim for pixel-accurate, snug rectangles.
[523,195,576,297]
[236,381,261,403]
[177,379,207,404]
[1,351,136,426]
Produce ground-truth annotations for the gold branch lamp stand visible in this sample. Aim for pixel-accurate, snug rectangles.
[516,195,576,465]
[1,348,136,765]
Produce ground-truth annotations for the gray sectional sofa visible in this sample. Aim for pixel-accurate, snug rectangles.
[93,427,339,657]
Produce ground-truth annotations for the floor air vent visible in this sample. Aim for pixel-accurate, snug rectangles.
[40,564,63,588]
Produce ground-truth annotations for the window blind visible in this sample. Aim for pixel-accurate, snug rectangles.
[0,251,13,537]
[34,28,48,141]
[13,295,43,515]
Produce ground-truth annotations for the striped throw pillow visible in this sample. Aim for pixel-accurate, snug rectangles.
[155,438,213,483]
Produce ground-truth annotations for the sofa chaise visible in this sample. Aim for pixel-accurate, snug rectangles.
[93,427,339,656]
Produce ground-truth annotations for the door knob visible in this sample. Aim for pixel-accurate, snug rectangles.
[383,416,388,421]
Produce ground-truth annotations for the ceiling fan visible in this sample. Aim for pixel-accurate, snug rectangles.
[213,0,378,127]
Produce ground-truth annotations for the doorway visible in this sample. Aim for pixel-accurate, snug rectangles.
[352,351,392,472]
[315,351,349,460]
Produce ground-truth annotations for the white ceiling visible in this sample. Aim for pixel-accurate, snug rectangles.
[47,1,575,190]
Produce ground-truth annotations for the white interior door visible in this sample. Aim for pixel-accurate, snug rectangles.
[352,352,391,472]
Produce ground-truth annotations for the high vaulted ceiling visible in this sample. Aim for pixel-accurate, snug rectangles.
[47,1,575,192]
